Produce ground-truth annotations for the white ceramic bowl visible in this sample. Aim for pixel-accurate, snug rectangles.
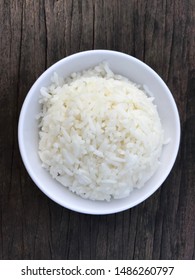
[18,50,180,215]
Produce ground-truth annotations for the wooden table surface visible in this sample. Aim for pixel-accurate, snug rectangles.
[0,0,194,260]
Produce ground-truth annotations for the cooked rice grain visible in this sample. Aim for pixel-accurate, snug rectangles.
[38,63,164,201]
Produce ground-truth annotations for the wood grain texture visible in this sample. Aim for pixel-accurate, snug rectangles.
[0,0,194,260]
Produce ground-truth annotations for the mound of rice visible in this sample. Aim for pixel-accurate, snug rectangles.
[38,63,164,201]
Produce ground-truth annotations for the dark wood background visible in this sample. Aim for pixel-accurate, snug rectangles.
[0,0,194,260]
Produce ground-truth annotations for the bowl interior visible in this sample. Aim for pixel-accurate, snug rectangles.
[18,50,180,214]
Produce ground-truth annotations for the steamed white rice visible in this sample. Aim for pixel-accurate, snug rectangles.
[38,63,164,201]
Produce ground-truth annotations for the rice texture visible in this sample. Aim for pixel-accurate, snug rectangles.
[38,63,164,201]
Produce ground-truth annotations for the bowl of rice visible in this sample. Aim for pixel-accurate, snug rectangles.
[18,50,180,214]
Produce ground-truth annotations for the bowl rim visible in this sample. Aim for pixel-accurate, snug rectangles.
[18,49,181,215]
